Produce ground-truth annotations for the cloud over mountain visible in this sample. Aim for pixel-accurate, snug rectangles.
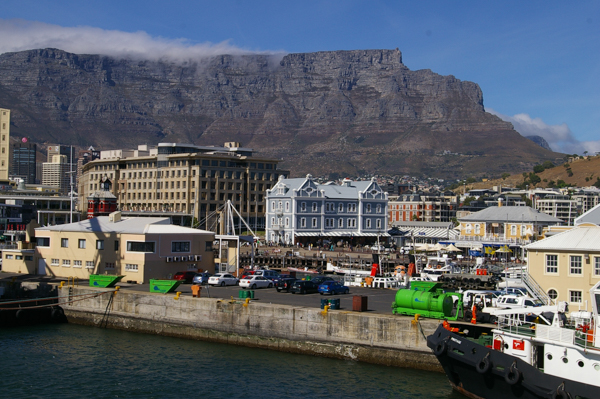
[487,108,600,155]
[0,19,271,62]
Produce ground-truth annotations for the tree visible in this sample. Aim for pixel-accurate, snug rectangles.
[501,173,510,180]
[533,165,545,174]
[541,161,555,169]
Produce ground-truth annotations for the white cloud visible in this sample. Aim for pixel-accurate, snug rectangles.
[0,19,279,63]
[487,108,600,155]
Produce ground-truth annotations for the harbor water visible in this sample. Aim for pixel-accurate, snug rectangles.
[1,323,461,398]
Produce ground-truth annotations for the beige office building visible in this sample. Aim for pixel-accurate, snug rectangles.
[78,142,288,230]
[2,213,215,283]
[0,108,10,181]
[42,155,71,194]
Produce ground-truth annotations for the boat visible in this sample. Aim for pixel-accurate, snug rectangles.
[421,256,461,281]
[426,280,600,399]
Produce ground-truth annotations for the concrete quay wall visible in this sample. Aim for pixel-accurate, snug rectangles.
[59,287,442,371]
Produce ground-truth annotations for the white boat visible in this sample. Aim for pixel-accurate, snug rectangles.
[420,256,461,281]
[427,281,600,398]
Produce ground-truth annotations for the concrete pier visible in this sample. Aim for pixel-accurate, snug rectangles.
[59,286,442,371]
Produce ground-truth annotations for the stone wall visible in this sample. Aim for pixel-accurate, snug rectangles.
[60,286,442,371]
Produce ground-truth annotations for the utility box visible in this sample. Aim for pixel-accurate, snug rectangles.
[353,295,368,312]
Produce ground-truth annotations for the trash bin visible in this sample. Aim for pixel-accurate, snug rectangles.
[352,295,368,312]
[321,298,329,309]
[329,298,340,310]
[192,285,202,298]
[239,290,248,299]
[248,290,255,299]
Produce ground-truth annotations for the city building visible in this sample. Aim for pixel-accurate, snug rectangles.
[572,189,600,216]
[2,212,215,283]
[388,192,457,223]
[455,203,563,254]
[525,224,600,308]
[390,221,459,247]
[47,144,74,165]
[78,142,288,230]
[265,175,388,246]
[0,108,10,182]
[11,139,37,184]
[534,194,578,226]
[42,155,72,194]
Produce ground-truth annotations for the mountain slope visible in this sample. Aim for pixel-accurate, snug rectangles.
[0,48,562,177]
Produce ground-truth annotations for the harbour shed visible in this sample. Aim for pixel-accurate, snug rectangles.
[2,212,215,283]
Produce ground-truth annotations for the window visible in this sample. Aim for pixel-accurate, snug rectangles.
[376,204,382,213]
[348,219,356,228]
[338,203,344,212]
[78,239,86,249]
[285,202,290,211]
[545,255,558,274]
[205,241,213,251]
[301,202,306,212]
[300,218,306,228]
[51,258,59,265]
[511,225,517,236]
[595,257,600,276]
[376,219,382,229]
[105,262,115,269]
[96,240,104,250]
[338,218,343,228]
[570,256,582,275]
[172,241,190,252]
[348,203,356,212]
[86,261,94,269]
[62,259,71,267]
[366,219,371,228]
[475,224,481,235]
[126,241,155,253]
[73,260,82,268]
[548,289,558,300]
[25,256,33,261]
[366,204,372,213]
[61,238,69,248]
[285,217,289,227]
[114,241,119,251]
[5,254,13,259]
[125,264,139,272]
[312,203,317,212]
[312,218,317,228]
[465,224,472,234]
[569,290,582,303]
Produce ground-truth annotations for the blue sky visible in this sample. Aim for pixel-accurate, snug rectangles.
[1,1,599,154]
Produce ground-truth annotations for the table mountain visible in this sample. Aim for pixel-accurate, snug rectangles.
[0,48,561,178]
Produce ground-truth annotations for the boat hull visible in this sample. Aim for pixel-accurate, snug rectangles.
[427,324,599,399]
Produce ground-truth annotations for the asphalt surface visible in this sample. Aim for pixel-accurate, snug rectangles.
[0,272,399,315]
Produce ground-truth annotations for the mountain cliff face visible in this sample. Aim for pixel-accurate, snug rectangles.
[0,48,560,178]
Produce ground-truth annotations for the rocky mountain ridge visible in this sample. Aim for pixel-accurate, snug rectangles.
[0,48,561,178]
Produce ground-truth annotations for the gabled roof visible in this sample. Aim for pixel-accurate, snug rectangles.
[575,203,600,226]
[525,225,600,251]
[459,206,562,224]
[37,217,214,235]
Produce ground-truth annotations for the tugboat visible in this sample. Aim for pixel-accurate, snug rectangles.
[427,281,600,399]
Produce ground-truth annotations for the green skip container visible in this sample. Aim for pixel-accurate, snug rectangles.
[89,275,125,288]
[149,279,182,294]
[239,290,255,299]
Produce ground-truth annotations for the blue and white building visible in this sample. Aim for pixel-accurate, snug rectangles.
[265,175,388,245]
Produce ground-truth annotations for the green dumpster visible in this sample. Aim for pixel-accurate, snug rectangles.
[89,275,125,288]
[149,279,182,294]
[329,298,340,310]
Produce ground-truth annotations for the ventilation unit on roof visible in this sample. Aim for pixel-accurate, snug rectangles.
[195,255,202,261]
[166,257,173,263]
[174,256,180,262]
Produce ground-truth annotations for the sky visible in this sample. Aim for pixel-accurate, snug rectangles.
[1,1,599,154]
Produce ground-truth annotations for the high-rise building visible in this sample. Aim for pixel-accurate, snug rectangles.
[11,140,37,184]
[79,142,288,230]
[47,144,74,164]
[0,108,10,182]
[42,155,71,194]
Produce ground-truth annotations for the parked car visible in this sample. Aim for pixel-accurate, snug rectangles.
[275,277,297,292]
[208,273,239,286]
[318,281,349,295]
[253,269,280,281]
[173,271,197,283]
[290,280,319,294]
[239,275,273,289]
[498,287,528,297]
[309,276,335,286]
[192,272,212,285]
[271,274,292,284]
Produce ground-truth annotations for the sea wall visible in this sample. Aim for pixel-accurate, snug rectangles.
[59,286,442,371]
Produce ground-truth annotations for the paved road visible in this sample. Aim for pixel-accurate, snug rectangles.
[0,272,399,315]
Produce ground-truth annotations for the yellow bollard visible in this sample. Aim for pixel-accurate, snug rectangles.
[243,297,251,307]
[411,314,421,325]
[174,292,181,300]
[59,281,65,288]
[321,305,330,316]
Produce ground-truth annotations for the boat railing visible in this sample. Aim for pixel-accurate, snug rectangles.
[497,314,537,337]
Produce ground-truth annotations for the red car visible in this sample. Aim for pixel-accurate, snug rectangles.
[173,271,197,283]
